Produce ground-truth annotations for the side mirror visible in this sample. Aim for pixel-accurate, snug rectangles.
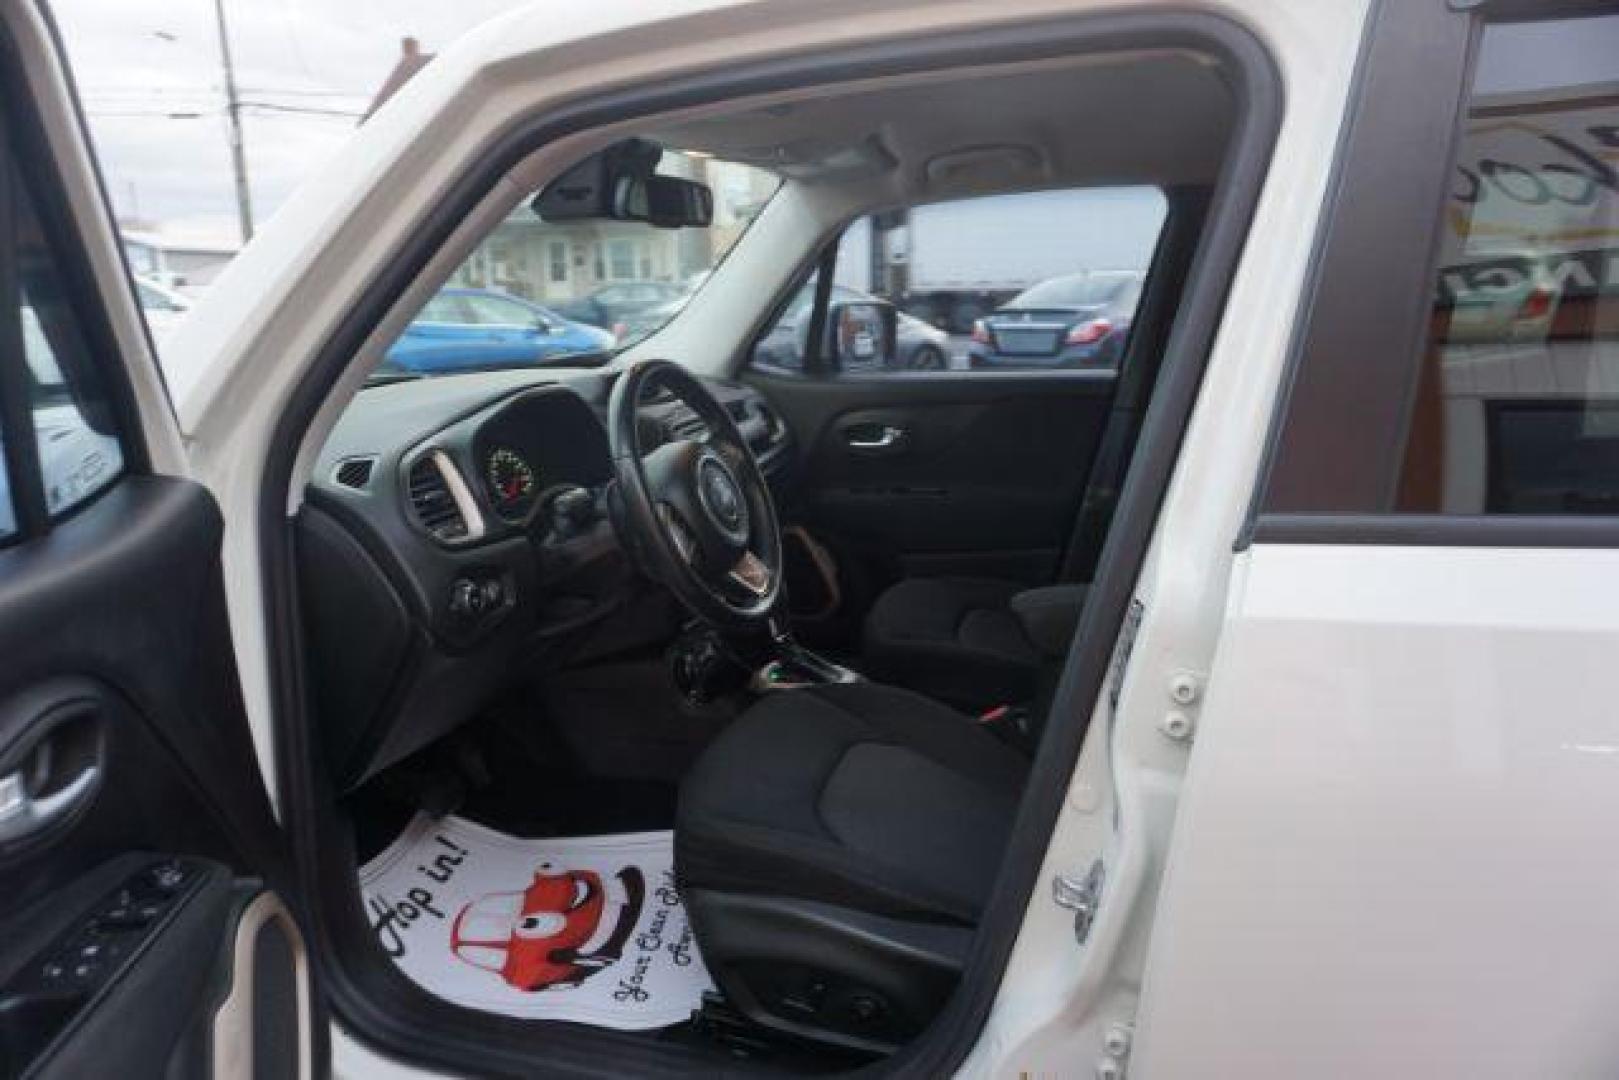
[825,299,897,367]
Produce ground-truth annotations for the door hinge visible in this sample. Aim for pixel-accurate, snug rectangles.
[1052,858,1105,943]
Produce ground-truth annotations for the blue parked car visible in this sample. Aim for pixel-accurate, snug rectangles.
[968,270,1144,370]
[383,288,615,373]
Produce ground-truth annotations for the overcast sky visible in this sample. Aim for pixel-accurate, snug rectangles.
[52,0,526,246]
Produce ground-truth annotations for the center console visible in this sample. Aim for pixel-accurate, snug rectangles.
[749,636,861,692]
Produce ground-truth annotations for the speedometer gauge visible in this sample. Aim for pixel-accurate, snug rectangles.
[485,447,537,521]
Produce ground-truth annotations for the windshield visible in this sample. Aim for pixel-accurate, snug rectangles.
[1009,272,1137,309]
[371,150,780,382]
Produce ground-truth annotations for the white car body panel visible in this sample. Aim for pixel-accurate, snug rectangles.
[1133,544,1619,1078]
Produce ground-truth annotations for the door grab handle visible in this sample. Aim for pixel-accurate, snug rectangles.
[0,755,99,846]
[847,425,906,451]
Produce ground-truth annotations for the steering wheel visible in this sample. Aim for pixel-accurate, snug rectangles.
[608,360,783,627]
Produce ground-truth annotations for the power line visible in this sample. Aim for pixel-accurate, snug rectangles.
[236,86,370,98]
[212,0,254,242]
[84,110,211,119]
[239,101,363,118]
[85,85,366,100]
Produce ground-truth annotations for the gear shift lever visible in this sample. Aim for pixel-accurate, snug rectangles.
[750,617,861,691]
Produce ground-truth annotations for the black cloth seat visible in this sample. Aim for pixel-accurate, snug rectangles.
[676,681,1028,926]
[863,577,1087,712]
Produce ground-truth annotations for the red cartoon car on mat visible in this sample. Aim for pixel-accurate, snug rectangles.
[451,864,646,990]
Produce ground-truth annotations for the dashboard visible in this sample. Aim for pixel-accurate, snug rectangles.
[298,367,792,790]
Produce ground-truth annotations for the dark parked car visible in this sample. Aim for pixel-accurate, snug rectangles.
[547,281,688,331]
[382,288,614,373]
[968,270,1144,369]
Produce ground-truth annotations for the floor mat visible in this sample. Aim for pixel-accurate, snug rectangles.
[359,814,713,1030]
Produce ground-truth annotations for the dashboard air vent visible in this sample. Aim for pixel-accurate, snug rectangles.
[407,453,476,542]
[333,456,376,490]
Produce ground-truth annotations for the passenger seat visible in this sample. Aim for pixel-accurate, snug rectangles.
[863,578,1086,713]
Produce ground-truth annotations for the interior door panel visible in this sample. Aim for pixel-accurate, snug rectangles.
[747,370,1116,584]
[0,478,307,1076]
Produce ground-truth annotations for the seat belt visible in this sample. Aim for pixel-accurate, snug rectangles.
[1057,188,1210,584]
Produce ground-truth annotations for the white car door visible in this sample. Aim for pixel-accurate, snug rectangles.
[0,5,322,1076]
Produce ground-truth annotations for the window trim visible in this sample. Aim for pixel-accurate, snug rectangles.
[1248,0,1619,547]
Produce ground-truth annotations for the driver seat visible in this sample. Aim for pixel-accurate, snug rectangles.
[675,680,1027,1050]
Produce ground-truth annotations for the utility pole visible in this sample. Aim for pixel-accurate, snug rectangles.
[212,0,253,243]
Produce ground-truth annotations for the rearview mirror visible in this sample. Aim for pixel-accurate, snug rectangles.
[531,138,713,229]
[618,174,713,229]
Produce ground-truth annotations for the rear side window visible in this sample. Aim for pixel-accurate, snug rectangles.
[1402,13,1619,515]
[1261,10,1619,520]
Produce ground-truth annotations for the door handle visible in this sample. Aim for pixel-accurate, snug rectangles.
[0,752,99,846]
[846,424,908,453]
[0,688,106,848]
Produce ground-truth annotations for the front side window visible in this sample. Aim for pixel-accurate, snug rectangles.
[750,186,1167,374]
[1399,13,1619,514]
[461,293,533,326]
[416,294,469,323]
